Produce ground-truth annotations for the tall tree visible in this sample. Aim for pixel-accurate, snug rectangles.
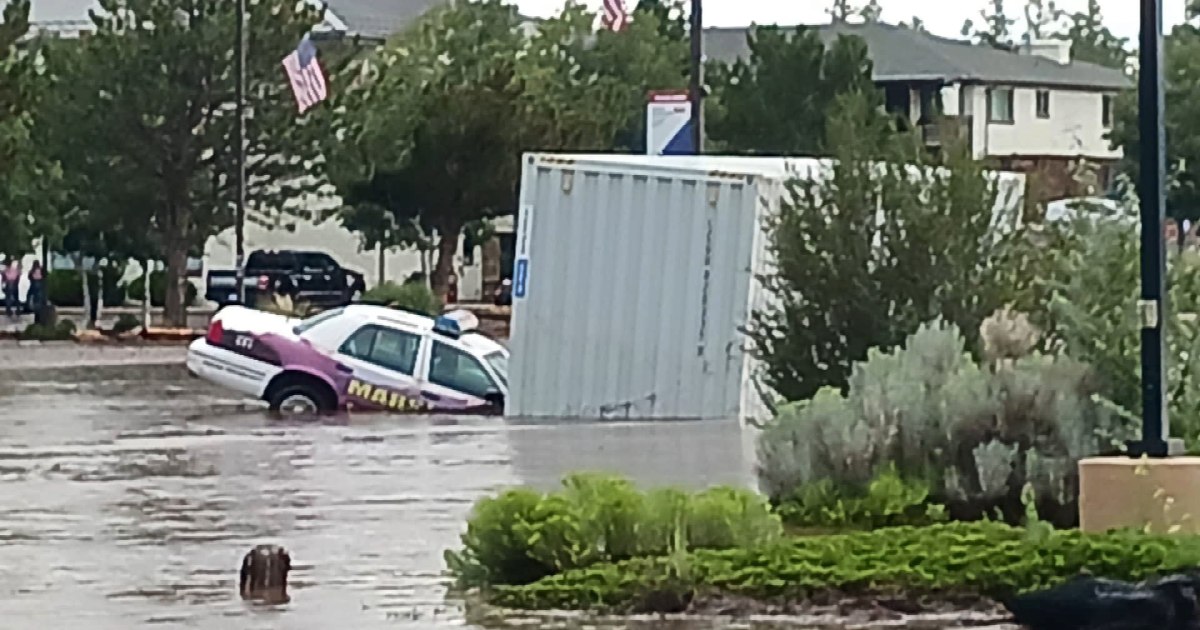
[56,0,327,325]
[705,26,884,155]
[1022,0,1062,42]
[962,0,1015,49]
[327,0,686,296]
[0,1,61,256]
[1055,0,1128,69]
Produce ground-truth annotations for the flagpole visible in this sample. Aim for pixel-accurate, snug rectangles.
[234,0,248,304]
[689,0,703,154]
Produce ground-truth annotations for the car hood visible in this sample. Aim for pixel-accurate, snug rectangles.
[213,306,301,338]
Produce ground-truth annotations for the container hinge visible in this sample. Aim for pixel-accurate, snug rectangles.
[706,182,720,207]
[561,171,575,194]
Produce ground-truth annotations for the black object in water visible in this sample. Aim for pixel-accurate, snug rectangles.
[1003,573,1200,630]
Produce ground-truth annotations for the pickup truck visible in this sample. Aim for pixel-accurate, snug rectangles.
[205,250,367,309]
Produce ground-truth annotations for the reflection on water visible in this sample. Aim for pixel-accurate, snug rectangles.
[0,364,755,628]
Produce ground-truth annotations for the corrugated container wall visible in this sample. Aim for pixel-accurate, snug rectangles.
[507,154,767,421]
[506,153,1026,423]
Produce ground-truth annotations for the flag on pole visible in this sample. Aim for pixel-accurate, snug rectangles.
[601,0,630,31]
[282,36,328,114]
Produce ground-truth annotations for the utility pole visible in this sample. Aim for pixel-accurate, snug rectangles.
[234,0,248,304]
[1130,0,1181,457]
[689,0,703,154]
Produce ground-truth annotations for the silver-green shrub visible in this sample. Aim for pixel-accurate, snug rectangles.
[757,317,1133,526]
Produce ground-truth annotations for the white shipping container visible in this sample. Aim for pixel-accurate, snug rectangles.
[507,153,1026,423]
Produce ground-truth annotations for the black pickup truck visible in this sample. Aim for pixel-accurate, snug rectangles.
[205,250,367,309]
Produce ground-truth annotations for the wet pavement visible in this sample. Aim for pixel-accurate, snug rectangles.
[0,359,761,628]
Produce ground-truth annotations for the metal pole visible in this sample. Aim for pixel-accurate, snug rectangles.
[1130,0,1177,457]
[234,0,247,304]
[689,0,703,155]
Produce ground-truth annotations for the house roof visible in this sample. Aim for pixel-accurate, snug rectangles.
[704,22,1132,91]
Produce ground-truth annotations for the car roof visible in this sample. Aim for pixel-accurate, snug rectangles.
[338,304,507,355]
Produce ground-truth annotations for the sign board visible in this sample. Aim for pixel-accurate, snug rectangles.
[513,203,534,299]
[646,90,695,155]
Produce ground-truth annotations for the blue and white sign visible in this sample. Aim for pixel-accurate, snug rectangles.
[646,91,695,155]
[513,203,534,300]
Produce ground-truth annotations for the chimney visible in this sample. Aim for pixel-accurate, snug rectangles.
[1023,38,1072,64]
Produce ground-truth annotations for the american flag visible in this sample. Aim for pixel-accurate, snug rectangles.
[601,0,629,31]
[282,36,328,114]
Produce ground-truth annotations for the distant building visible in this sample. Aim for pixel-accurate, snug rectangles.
[705,22,1132,201]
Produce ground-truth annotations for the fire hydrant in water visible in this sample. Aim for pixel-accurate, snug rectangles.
[239,544,292,604]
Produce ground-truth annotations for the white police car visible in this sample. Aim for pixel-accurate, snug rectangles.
[186,304,508,416]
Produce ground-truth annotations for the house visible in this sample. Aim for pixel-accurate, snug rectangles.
[704,22,1133,200]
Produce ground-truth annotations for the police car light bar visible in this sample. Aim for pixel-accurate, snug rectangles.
[432,309,480,338]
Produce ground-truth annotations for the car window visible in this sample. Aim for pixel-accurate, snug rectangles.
[483,350,508,387]
[298,253,337,270]
[338,325,421,375]
[429,341,497,398]
[293,307,344,334]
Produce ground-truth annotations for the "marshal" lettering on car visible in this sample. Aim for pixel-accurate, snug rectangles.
[347,379,427,412]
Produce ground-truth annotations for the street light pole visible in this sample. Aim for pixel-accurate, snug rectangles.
[1130,0,1180,457]
[234,0,248,305]
[689,0,703,155]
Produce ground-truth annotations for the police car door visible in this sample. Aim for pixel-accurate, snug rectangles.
[419,337,502,410]
[333,323,427,412]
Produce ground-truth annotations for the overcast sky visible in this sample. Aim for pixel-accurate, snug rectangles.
[512,0,1190,43]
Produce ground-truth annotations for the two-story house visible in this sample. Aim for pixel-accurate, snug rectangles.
[705,21,1132,200]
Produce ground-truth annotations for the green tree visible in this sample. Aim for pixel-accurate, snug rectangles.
[1022,0,1063,42]
[1054,0,1127,69]
[962,0,1015,49]
[1109,23,1200,222]
[52,0,327,325]
[327,0,685,296]
[705,26,883,155]
[747,91,1022,403]
[0,1,62,256]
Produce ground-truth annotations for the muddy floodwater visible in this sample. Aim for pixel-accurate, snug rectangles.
[0,357,761,629]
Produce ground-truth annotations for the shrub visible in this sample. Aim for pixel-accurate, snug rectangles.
[776,465,948,530]
[126,271,199,307]
[488,521,1200,612]
[18,320,76,341]
[363,280,441,316]
[756,319,1133,528]
[45,268,126,307]
[111,313,141,335]
[445,473,782,588]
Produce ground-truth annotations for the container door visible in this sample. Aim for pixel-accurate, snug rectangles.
[333,324,427,412]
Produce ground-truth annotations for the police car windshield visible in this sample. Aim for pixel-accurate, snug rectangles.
[293,307,344,335]
[483,350,508,387]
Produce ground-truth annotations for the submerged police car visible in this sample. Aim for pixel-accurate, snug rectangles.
[186,304,508,416]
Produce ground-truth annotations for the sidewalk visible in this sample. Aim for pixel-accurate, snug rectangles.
[0,306,215,334]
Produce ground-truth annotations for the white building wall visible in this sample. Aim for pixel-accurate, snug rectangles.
[985,88,1119,159]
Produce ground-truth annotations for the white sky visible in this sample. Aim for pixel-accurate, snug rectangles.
[511,0,1190,42]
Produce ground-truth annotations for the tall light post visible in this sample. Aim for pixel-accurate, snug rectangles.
[689,0,703,154]
[234,0,248,304]
[1131,0,1181,457]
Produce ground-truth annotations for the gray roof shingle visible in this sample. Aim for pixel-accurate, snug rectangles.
[321,0,447,40]
[704,22,1131,91]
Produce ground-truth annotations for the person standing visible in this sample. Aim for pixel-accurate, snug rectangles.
[26,260,45,313]
[2,257,21,318]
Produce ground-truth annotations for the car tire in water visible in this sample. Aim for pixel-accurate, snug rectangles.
[267,380,333,419]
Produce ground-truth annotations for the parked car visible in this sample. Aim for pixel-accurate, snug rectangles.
[186,304,508,416]
[205,250,367,309]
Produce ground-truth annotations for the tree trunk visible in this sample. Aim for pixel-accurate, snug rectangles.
[430,224,461,299]
[95,263,105,325]
[141,258,152,332]
[163,247,189,327]
[377,243,386,286]
[76,253,92,329]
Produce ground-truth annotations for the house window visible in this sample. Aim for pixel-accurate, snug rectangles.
[987,87,1014,123]
[1036,90,1051,119]
[1102,94,1114,128]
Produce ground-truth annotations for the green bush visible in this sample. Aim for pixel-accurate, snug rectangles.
[45,268,126,307]
[757,318,1133,528]
[126,271,198,307]
[489,521,1200,612]
[363,280,441,316]
[776,465,948,530]
[18,320,76,341]
[111,313,141,334]
[445,473,782,588]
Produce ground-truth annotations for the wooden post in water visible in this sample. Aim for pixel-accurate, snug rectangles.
[239,544,292,604]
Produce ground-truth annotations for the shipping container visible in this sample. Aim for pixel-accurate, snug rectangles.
[507,153,1026,423]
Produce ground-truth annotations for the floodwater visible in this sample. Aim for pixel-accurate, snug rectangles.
[0,358,760,629]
